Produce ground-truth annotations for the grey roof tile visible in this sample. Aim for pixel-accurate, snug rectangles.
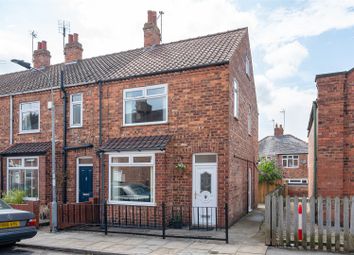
[259,135,308,157]
[0,142,51,156]
[0,28,247,96]
[100,135,171,152]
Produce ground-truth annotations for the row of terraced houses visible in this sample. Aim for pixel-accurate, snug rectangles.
[0,11,258,226]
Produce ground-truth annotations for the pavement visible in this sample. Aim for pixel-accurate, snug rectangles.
[17,209,268,255]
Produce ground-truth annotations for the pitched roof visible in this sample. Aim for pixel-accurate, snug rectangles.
[259,135,308,157]
[0,28,247,97]
[100,135,171,152]
[0,142,51,156]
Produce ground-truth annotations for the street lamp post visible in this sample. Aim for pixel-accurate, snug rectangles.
[11,59,58,232]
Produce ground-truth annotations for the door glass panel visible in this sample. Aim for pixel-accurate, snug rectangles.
[195,155,217,163]
[78,158,93,165]
[200,172,211,193]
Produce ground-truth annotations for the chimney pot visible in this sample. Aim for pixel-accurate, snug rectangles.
[37,42,42,50]
[148,10,157,25]
[68,34,74,43]
[41,41,47,50]
[274,123,284,137]
[73,33,78,42]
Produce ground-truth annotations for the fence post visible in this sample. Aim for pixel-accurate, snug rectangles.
[104,200,107,235]
[162,202,166,239]
[225,203,229,244]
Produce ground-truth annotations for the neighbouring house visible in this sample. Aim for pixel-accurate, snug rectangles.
[307,68,353,198]
[259,124,308,196]
[0,10,258,225]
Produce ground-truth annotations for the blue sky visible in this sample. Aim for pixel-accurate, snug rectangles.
[0,0,353,141]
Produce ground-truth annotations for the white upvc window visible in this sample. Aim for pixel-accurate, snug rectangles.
[70,93,83,127]
[245,55,251,77]
[282,155,299,168]
[108,153,155,206]
[7,157,39,200]
[123,84,168,126]
[20,101,40,133]
[233,79,239,118]
[287,179,308,185]
[248,105,252,135]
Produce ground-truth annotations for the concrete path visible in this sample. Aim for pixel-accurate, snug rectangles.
[18,209,267,255]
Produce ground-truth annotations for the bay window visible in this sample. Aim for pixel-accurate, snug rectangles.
[7,157,39,199]
[123,84,167,125]
[20,102,40,133]
[109,154,155,205]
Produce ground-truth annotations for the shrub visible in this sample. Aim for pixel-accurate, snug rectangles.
[3,190,26,204]
[258,158,282,184]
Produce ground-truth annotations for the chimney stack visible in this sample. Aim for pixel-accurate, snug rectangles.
[64,33,83,63]
[33,40,51,69]
[274,124,284,137]
[143,10,161,47]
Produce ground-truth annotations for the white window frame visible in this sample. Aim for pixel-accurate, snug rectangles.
[76,157,93,203]
[233,79,239,119]
[245,55,251,77]
[123,84,168,126]
[108,152,156,206]
[7,156,39,201]
[248,105,252,135]
[70,93,83,128]
[286,179,308,185]
[282,155,299,168]
[19,101,40,133]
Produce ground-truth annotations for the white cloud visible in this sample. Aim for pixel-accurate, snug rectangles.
[264,41,308,80]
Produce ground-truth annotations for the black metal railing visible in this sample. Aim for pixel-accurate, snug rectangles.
[57,202,229,243]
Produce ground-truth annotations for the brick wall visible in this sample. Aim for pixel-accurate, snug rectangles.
[228,29,258,223]
[314,69,353,197]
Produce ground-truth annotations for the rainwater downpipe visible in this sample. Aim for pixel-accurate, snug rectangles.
[10,95,13,145]
[98,80,105,225]
[313,102,318,198]
[60,71,68,203]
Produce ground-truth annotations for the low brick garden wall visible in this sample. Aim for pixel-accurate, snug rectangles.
[10,200,40,228]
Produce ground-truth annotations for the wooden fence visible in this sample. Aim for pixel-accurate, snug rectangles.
[257,181,283,204]
[265,195,354,252]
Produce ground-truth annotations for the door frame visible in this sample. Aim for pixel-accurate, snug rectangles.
[76,157,93,203]
[248,167,252,212]
[192,153,218,208]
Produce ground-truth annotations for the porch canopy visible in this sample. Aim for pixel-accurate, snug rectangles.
[99,135,171,152]
[0,141,51,156]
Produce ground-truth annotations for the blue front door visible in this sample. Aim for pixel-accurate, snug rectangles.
[78,166,93,202]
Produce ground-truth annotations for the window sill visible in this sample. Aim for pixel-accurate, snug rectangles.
[108,201,156,207]
[69,126,83,129]
[19,131,40,135]
[122,121,168,127]
[23,197,39,201]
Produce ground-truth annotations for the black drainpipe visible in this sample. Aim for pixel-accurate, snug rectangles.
[60,70,68,204]
[0,157,3,197]
[98,80,105,224]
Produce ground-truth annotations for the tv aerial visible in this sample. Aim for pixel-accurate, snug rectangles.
[58,20,71,54]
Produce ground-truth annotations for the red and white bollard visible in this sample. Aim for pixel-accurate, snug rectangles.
[298,203,303,241]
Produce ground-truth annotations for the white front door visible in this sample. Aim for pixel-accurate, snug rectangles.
[192,164,217,226]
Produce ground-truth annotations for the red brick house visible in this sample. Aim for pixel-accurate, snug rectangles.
[307,68,353,198]
[259,124,308,196]
[0,11,258,225]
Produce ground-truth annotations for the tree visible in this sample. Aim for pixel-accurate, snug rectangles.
[258,158,282,184]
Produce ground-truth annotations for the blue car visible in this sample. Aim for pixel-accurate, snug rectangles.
[0,199,37,245]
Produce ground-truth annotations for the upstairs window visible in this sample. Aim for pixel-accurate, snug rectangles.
[245,55,251,77]
[20,102,40,133]
[248,105,252,135]
[70,93,83,127]
[282,155,299,168]
[233,79,239,118]
[124,84,167,125]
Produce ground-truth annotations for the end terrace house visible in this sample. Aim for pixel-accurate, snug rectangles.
[0,11,258,224]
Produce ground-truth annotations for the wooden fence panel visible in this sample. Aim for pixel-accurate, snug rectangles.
[326,197,331,251]
[318,196,323,250]
[272,195,277,245]
[310,196,315,249]
[350,197,354,251]
[334,197,340,251]
[344,197,349,252]
[278,196,283,246]
[286,196,290,246]
[265,195,271,245]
